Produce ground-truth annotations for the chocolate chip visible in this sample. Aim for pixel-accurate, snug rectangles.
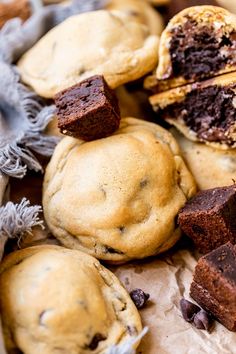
[180,298,201,322]
[193,309,212,331]
[140,179,148,189]
[130,288,150,309]
[88,333,106,350]
[118,226,125,233]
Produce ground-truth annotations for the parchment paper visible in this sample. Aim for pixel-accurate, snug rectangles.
[1,172,236,354]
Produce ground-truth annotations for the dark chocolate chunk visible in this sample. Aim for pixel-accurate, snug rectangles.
[180,298,200,322]
[55,75,121,141]
[193,309,212,331]
[169,18,236,81]
[88,333,106,350]
[190,242,236,331]
[161,84,236,145]
[130,288,150,309]
[178,185,236,253]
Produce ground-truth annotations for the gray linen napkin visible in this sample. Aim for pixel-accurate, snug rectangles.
[0,0,106,179]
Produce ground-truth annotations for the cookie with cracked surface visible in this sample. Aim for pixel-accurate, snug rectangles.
[43,117,196,263]
[149,71,236,149]
[146,6,236,92]
[17,10,159,98]
[0,245,142,354]
[172,129,236,190]
[106,0,164,36]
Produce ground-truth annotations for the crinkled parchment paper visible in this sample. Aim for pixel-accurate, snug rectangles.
[1,173,236,354]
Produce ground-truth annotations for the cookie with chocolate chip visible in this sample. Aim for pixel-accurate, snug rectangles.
[43,117,196,263]
[18,10,159,98]
[0,245,142,353]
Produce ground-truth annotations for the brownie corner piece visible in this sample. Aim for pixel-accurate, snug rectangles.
[190,242,236,331]
[55,75,121,141]
[178,184,236,254]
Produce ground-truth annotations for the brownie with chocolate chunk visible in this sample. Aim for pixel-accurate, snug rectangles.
[55,75,121,141]
[190,242,236,331]
[162,82,236,146]
[178,184,236,254]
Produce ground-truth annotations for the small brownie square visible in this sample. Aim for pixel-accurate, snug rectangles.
[178,185,236,254]
[190,242,236,331]
[55,75,121,141]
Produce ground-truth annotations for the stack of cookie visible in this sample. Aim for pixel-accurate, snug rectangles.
[146,5,236,190]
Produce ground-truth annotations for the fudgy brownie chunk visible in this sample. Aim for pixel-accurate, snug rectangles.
[169,20,236,82]
[55,75,121,141]
[178,185,236,253]
[161,84,236,146]
[190,242,236,331]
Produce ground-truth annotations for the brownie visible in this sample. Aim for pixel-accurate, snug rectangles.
[178,185,236,253]
[169,19,236,82]
[0,0,31,29]
[161,84,236,145]
[55,75,121,141]
[190,242,236,331]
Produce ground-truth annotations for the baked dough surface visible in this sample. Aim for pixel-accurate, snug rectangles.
[43,118,196,262]
[0,245,142,354]
[18,10,159,98]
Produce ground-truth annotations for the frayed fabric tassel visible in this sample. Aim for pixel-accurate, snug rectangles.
[0,0,106,179]
[0,62,59,178]
[106,327,149,354]
[0,198,44,241]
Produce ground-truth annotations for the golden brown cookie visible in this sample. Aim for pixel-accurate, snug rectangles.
[0,245,142,354]
[147,6,236,92]
[172,129,236,190]
[149,71,236,149]
[43,118,196,263]
[106,0,164,36]
[17,10,159,98]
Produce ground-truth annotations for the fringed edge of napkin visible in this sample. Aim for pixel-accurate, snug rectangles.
[0,198,44,242]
